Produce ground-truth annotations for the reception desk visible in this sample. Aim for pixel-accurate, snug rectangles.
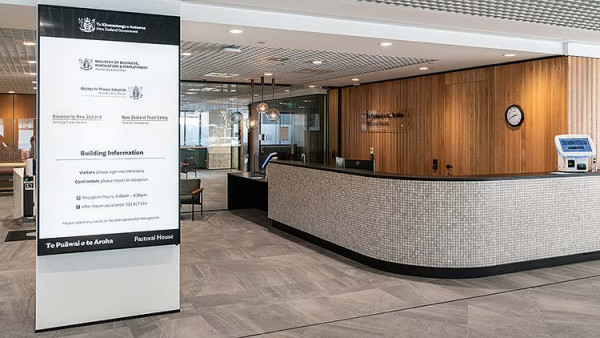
[268,160,600,278]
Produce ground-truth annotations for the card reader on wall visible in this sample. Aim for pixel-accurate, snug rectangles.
[554,134,596,172]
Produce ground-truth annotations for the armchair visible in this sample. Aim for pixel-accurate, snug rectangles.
[180,178,203,220]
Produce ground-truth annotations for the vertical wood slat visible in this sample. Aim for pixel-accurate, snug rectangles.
[569,57,600,157]
[331,57,569,176]
[327,88,339,163]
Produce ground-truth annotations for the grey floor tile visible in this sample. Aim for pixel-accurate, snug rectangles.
[128,314,222,338]
[465,290,551,338]
[59,326,134,338]
[286,288,406,322]
[0,189,598,337]
[259,302,468,338]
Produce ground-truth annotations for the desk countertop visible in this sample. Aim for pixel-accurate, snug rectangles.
[271,160,598,181]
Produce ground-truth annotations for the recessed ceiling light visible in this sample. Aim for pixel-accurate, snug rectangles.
[352,78,360,82]
[32,81,37,84]
[264,72,273,76]
[503,53,517,57]
[27,60,37,64]
[284,89,290,92]
[30,72,37,76]
[184,92,197,95]
[299,106,305,109]
[188,88,201,92]
[229,29,243,34]
[181,52,192,56]
[33,87,37,90]
[308,85,316,88]
[419,67,429,70]
[254,94,259,97]
[8,91,14,94]
[23,41,36,46]
[379,42,393,47]
[229,98,237,101]
[311,60,323,65]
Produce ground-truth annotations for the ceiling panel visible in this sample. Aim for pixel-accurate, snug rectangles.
[352,0,600,31]
[181,41,435,85]
[0,31,436,93]
[180,81,288,109]
[0,28,36,94]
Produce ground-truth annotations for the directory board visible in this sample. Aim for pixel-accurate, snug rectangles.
[38,5,180,255]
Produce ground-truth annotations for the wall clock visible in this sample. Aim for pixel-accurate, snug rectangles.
[505,105,524,127]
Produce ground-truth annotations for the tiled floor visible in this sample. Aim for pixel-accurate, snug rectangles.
[182,169,237,211]
[1,197,600,337]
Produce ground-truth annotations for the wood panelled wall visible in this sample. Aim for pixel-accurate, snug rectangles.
[0,94,36,163]
[569,57,600,151]
[333,57,569,176]
[327,88,339,163]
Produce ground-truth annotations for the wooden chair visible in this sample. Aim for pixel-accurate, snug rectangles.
[180,179,203,220]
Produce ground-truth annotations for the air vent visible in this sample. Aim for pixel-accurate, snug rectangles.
[221,45,242,54]
[296,68,335,75]
[267,57,290,62]
[203,73,241,78]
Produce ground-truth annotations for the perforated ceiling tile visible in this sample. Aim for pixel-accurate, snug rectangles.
[180,42,435,85]
[179,81,307,111]
[1,30,435,93]
[0,28,37,94]
[352,0,600,31]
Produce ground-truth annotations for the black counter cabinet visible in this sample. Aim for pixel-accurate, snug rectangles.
[227,172,268,212]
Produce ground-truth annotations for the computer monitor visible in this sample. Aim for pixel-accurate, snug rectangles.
[344,159,375,171]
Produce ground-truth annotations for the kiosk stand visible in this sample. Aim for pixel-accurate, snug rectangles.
[554,134,596,172]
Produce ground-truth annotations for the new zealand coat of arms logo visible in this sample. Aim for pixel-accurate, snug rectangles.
[128,86,143,100]
[78,17,96,33]
[79,58,94,71]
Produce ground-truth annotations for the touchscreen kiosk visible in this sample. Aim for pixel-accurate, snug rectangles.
[554,134,596,172]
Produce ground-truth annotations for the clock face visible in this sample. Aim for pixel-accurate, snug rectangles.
[505,105,524,127]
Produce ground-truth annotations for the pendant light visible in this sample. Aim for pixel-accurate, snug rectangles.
[230,85,242,122]
[231,111,242,122]
[247,79,259,131]
[256,76,269,114]
[247,116,259,130]
[266,78,280,121]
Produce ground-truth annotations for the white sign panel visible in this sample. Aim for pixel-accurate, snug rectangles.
[37,5,180,255]
[35,4,181,331]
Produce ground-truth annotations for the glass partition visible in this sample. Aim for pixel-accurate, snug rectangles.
[180,82,327,174]
[258,93,327,170]
[180,83,247,171]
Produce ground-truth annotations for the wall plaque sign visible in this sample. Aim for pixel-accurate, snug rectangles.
[361,109,411,133]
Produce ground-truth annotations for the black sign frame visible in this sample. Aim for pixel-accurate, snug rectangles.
[37,5,181,256]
